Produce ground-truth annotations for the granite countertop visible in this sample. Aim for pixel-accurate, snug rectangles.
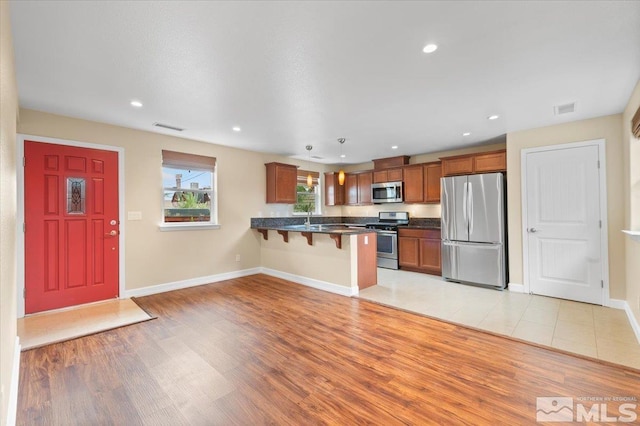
[252,223,373,235]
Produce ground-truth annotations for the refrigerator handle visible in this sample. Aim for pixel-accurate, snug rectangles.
[468,181,474,235]
[462,181,468,227]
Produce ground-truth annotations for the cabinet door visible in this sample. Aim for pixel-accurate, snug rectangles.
[403,165,424,203]
[345,173,359,205]
[419,238,442,274]
[387,168,403,181]
[474,150,506,173]
[423,162,442,203]
[398,237,419,268]
[441,156,474,176]
[373,170,388,183]
[324,172,345,206]
[358,172,373,204]
[266,163,297,203]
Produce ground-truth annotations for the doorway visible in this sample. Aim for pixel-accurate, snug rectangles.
[18,135,124,316]
[522,140,608,305]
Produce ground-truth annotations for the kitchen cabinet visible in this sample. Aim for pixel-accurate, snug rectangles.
[324,172,345,206]
[373,168,403,183]
[474,150,507,173]
[403,164,424,203]
[441,149,506,176]
[345,171,373,205]
[423,162,442,203]
[402,162,442,203]
[265,162,297,204]
[398,228,441,275]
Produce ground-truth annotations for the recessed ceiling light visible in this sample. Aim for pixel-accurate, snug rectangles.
[232,126,241,132]
[488,115,500,120]
[130,100,143,108]
[422,44,438,54]
[462,132,471,136]
[391,145,398,150]
[340,154,346,158]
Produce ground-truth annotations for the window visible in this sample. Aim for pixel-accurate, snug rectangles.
[293,170,321,214]
[162,150,217,228]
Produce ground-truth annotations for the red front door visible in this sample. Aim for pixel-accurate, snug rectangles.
[24,141,120,314]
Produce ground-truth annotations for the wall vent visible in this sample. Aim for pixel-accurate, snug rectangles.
[153,122,185,132]
[554,102,576,116]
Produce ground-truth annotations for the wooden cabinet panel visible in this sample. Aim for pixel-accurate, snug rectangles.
[398,237,419,268]
[373,156,410,170]
[373,168,403,183]
[474,150,506,173]
[424,162,442,203]
[419,238,441,273]
[345,173,359,205]
[398,228,441,275]
[441,149,506,176]
[324,172,345,206]
[441,156,474,176]
[358,172,373,205]
[403,164,424,203]
[345,172,372,205]
[265,162,297,204]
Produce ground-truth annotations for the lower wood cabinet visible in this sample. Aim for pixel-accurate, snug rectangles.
[398,228,441,275]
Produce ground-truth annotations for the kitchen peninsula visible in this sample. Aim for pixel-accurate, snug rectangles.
[251,218,377,296]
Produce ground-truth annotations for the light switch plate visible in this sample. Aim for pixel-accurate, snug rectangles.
[128,211,142,221]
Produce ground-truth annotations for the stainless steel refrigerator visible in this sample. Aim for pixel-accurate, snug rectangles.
[441,172,507,288]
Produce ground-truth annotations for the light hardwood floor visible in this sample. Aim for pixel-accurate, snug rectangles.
[17,274,640,425]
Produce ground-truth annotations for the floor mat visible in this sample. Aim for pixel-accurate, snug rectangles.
[18,298,154,351]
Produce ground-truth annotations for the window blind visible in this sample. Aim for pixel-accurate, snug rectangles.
[162,150,216,171]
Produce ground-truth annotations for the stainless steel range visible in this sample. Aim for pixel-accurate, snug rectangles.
[366,212,409,270]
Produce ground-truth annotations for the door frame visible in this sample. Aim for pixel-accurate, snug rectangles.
[520,138,610,305]
[16,134,125,318]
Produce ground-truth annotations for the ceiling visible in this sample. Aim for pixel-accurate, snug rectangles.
[10,1,640,165]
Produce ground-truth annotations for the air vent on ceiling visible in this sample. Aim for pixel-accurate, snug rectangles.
[311,155,324,160]
[554,102,576,116]
[153,122,185,132]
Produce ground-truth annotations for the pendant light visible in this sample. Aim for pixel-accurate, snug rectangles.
[337,138,346,185]
[305,145,313,188]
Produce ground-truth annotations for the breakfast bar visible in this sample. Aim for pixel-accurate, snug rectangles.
[252,222,377,295]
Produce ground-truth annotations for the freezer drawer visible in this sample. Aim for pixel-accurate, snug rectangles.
[441,240,506,288]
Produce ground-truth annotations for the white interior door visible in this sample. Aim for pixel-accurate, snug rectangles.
[524,144,603,304]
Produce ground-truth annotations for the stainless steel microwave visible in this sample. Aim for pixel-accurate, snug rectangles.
[371,181,403,204]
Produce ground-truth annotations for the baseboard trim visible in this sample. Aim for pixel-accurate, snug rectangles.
[622,301,640,345]
[123,268,262,298]
[260,268,357,297]
[605,298,627,310]
[7,336,21,426]
[508,282,525,293]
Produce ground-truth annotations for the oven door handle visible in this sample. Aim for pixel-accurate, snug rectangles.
[374,230,397,234]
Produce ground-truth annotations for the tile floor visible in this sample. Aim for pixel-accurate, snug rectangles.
[359,268,640,370]
[18,298,153,350]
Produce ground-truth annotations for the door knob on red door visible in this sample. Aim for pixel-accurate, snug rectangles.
[105,230,118,237]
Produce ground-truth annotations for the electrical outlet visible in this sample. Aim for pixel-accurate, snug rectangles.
[235,254,241,262]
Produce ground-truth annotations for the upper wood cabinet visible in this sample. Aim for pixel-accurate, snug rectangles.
[373,168,403,183]
[265,162,297,204]
[324,172,345,206]
[345,171,373,205]
[403,164,424,203]
[423,162,442,203]
[441,149,506,176]
[402,162,442,204]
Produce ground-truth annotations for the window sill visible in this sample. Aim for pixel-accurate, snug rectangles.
[159,223,221,232]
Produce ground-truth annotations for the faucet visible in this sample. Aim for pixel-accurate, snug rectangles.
[305,211,312,228]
